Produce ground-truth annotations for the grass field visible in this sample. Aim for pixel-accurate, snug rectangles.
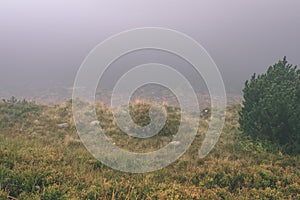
[0,99,299,199]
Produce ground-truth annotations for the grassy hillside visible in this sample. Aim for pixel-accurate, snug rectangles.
[0,100,299,199]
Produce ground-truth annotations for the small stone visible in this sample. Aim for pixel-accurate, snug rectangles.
[57,123,69,128]
[170,141,180,146]
[35,185,41,190]
[90,120,100,126]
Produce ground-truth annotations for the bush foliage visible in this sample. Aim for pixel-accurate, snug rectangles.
[0,97,43,129]
[239,57,300,154]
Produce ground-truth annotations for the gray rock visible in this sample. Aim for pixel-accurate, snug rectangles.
[90,120,100,126]
[170,141,180,146]
[57,123,69,128]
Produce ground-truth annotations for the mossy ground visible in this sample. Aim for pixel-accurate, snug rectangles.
[0,100,299,199]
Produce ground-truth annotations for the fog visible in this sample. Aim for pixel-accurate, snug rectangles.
[0,0,299,101]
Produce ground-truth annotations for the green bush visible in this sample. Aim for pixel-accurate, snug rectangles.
[239,57,300,154]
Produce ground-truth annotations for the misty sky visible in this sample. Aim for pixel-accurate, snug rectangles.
[0,0,299,96]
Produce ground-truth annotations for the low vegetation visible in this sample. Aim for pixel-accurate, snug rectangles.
[0,99,299,199]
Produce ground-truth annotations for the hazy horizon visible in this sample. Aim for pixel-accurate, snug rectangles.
[1,0,299,100]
